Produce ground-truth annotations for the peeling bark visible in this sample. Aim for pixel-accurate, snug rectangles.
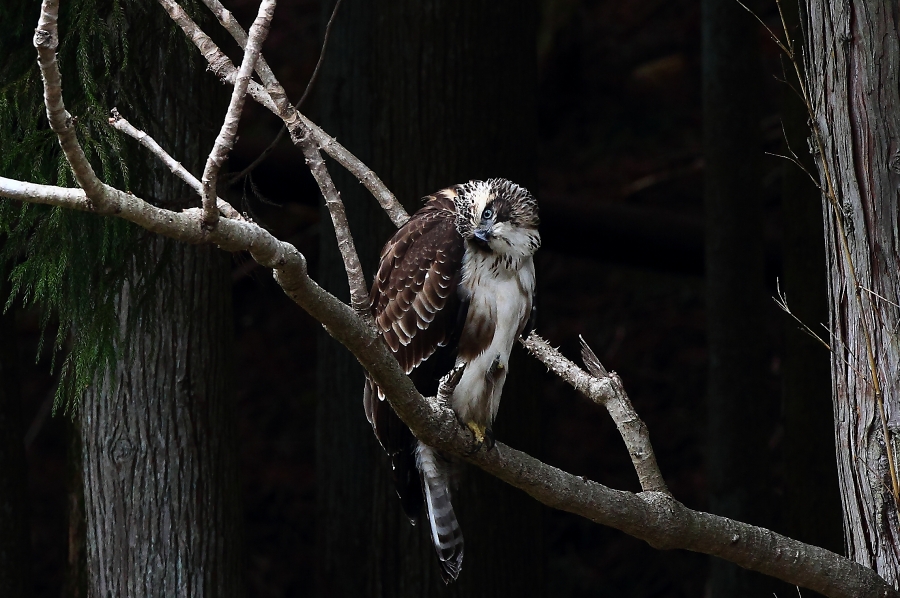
[806,0,900,584]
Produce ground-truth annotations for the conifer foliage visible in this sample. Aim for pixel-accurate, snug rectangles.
[0,0,210,410]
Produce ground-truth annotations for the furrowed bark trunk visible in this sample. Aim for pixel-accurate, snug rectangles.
[316,1,542,595]
[805,0,900,583]
[79,6,240,596]
[81,239,241,598]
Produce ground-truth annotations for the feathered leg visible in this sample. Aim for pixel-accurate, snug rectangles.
[416,441,464,583]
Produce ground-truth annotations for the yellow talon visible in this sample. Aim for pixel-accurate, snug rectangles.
[466,421,487,445]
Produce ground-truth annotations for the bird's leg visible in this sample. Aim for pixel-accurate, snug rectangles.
[437,363,466,405]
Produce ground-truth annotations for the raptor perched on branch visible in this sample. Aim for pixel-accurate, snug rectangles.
[363,178,540,582]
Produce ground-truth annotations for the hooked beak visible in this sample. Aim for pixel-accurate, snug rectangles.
[473,226,493,249]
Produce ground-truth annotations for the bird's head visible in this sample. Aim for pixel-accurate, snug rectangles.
[455,179,540,257]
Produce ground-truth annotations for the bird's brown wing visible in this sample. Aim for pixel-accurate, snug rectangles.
[362,190,466,524]
[364,190,466,452]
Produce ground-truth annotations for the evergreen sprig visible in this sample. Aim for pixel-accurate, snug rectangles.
[0,0,217,413]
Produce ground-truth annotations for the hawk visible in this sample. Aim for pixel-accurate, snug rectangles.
[363,178,540,582]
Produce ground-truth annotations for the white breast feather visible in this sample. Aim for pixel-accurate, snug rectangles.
[451,251,535,426]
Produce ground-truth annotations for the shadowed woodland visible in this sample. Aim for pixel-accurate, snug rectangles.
[6,0,896,596]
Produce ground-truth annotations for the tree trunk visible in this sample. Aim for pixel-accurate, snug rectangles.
[702,0,777,595]
[81,239,241,598]
[0,300,30,598]
[316,1,542,595]
[79,6,241,597]
[779,0,843,565]
[805,0,900,583]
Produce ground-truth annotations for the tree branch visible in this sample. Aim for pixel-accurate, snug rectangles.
[293,124,370,314]
[107,108,243,221]
[199,0,276,229]
[157,0,410,228]
[226,0,342,185]
[34,0,106,206]
[521,334,669,495]
[2,170,898,597]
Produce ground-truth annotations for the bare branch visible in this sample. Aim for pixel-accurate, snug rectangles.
[0,176,91,209]
[200,0,276,229]
[294,123,370,314]
[199,0,291,115]
[34,0,106,205]
[521,334,669,495]
[226,0,342,185]
[155,0,280,113]
[107,108,244,221]
[166,0,409,227]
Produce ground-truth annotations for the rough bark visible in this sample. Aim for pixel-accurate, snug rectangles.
[81,239,241,598]
[779,0,843,564]
[702,0,775,595]
[77,5,241,597]
[316,1,542,595]
[0,299,30,598]
[805,0,900,584]
[66,416,87,598]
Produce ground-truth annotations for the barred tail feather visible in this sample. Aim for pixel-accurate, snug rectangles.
[416,442,464,583]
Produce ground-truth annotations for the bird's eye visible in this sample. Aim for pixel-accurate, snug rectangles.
[481,208,493,220]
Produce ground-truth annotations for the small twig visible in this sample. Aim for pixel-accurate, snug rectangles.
[773,279,832,351]
[859,286,900,311]
[521,333,670,496]
[108,108,244,221]
[200,0,277,230]
[579,334,609,377]
[296,0,341,110]
[735,0,792,58]
[227,0,343,185]
[767,121,824,192]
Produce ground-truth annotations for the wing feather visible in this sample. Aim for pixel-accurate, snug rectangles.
[364,190,466,456]
[371,191,465,376]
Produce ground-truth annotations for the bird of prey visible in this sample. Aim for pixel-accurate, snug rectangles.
[363,178,540,582]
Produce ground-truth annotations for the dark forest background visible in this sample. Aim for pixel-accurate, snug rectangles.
[10,0,842,596]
